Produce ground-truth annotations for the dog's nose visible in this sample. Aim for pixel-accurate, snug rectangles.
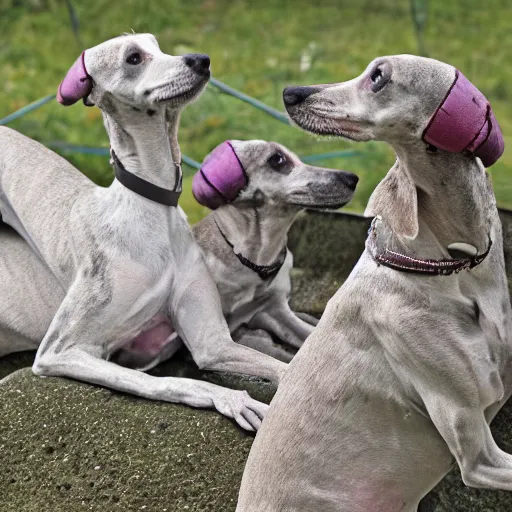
[184,54,211,75]
[283,86,319,107]
[340,172,359,190]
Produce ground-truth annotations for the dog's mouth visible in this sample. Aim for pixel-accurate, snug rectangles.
[286,105,369,141]
[295,201,349,210]
[288,195,352,210]
[151,75,209,105]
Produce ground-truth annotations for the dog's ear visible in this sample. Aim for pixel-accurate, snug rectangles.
[192,141,248,210]
[57,51,93,106]
[422,70,504,168]
[365,164,419,239]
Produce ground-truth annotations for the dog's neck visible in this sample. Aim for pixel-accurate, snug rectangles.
[213,204,298,265]
[103,109,180,191]
[367,141,494,258]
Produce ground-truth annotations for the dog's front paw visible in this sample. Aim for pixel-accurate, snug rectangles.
[214,390,268,431]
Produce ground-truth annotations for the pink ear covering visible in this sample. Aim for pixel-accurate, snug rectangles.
[56,51,93,106]
[192,141,248,209]
[423,70,504,167]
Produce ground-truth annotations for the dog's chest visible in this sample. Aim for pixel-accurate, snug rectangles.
[206,249,291,318]
[473,292,512,399]
[376,274,512,409]
[107,256,170,323]
[80,204,192,339]
[213,262,274,319]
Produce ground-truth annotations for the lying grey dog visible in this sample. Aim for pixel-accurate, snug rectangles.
[238,56,512,510]
[0,137,356,372]
[192,140,358,362]
[0,33,286,432]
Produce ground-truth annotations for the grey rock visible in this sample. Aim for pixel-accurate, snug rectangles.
[0,367,254,512]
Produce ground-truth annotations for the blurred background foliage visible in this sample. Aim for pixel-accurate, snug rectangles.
[0,0,511,223]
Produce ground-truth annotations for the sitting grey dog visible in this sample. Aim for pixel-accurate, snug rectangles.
[237,56,512,510]
[192,140,358,362]
[0,33,287,432]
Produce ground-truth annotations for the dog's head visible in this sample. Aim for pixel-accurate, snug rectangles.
[283,55,503,168]
[192,140,358,211]
[57,33,209,114]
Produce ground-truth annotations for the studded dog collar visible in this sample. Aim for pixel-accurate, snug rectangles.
[367,219,492,276]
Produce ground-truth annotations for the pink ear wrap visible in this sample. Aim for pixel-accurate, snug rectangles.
[56,51,93,106]
[192,141,248,210]
[422,70,504,167]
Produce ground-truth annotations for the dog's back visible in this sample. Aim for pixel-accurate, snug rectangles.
[0,127,93,274]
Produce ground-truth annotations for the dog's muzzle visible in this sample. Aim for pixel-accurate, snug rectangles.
[192,141,248,209]
[422,69,504,168]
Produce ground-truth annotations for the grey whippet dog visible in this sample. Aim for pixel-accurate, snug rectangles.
[0,137,357,377]
[0,33,287,432]
[237,55,512,511]
[192,139,358,362]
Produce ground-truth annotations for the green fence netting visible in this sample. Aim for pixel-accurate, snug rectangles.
[0,77,360,171]
[6,0,433,172]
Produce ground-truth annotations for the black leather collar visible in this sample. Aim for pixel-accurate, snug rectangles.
[214,219,287,281]
[111,150,181,207]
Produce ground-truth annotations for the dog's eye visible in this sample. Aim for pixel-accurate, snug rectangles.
[371,68,382,84]
[370,67,388,93]
[268,152,287,170]
[126,52,142,65]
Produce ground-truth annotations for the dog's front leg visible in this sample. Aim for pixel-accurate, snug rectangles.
[32,278,268,431]
[168,263,286,384]
[233,327,295,363]
[248,302,314,349]
[294,311,320,327]
[424,396,512,491]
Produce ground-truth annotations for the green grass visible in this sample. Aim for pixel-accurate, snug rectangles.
[1,0,512,223]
